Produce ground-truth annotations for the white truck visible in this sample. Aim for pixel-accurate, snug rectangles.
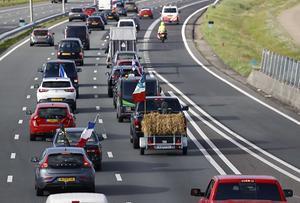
[98,0,111,11]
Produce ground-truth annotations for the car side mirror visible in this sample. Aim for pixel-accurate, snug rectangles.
[34,84,39,89]
[283,189,293,198]
[76,68,82,72]
[182,105,189,111]
[26,110,32,115]
[31,156,39,163]
[37,67,43,73]
[190,188,204,197]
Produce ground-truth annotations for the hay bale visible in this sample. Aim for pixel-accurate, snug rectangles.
[142,112,186,136]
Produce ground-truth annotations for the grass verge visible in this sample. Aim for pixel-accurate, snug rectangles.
[0,16,67,55]
[199,0,300,77]
[0,0,47,7]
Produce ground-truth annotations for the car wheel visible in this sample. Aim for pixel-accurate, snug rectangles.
[30,134,36,141]
[69,19,72,22]
[133,137,139,149]
[182,147,188,155]
[117,112,123,122]
[72,103,77,112]
[140,147,145,155]
[30,43,34,47]
[94,162,102,171]
[36,187,44,196]
[89,185,95,193]
[80,60,84,66]
[108,88,113,97]
[76,89,79,98]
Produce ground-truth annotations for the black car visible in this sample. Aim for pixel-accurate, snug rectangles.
[38,60,82,97]
[31,147,95,196]
[113,76,160,122]
[130,96,188,148]
[56,38,84,66]
[124,1,138,13]
[106,66,138,97]
[69,7,87,21]
[105,10,119,21]
[92,12,107,24]
[64,25,91,50]
[53,128,103,171]
[30,28,55,46]
[86,16,105,30]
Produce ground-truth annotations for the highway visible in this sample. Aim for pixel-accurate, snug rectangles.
[0,0,300,202]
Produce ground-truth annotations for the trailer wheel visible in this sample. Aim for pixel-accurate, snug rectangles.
[140,147,145,155]
[182,147,188,155]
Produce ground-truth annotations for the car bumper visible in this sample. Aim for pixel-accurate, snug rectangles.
[69,15,86,20]
[37,178,94,191]
[38,99,76,109]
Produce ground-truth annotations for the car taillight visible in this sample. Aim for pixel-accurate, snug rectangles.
[134,118,140,128]
[57,51,61,56]
[83,157,92,168]
[40,157,48,169]
[65,88,75,92]
[33,120,38,127]
[74,78,78,83]
[79,52,83,58]
[87,148,101,155]
[38,88,48,92]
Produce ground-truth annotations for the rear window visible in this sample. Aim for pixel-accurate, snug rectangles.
[38,107,67,119]
[65,27,86,38]
[59,41,81,52]
[137,98,181,113]
[119,21,134,27]
[117,53,136,60]
[45,62,76,77]
[71,8,83,13]
[163,8,177,13]
[33,30,48,36]
[118,61,132,66]
[88,17,101,21]
[42,81,71,88]
[122,80,157,97]
[48,153,84,169]
[56,131,97,145]
[215,182,281,201]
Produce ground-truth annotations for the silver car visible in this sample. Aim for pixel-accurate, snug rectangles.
[32,147,95,196]
[30,28,54,46]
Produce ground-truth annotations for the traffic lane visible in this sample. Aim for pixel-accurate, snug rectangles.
[146,0,300,168]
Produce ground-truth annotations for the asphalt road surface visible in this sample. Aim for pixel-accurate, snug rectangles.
[1,0,300,202]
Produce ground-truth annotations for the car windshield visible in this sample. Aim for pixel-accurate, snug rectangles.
[38,107,67,119]
[88,17,101,22]
[71,8,83,13]
[56,131,97,145]
[59,41,81,52]
[65,27,86,38]
[164,8,177,13]
[112,68,133,78]
[122,80,156,99]
[215,182,281,201]
[48,153,84,169]
[119,21,134,27]
[45,63,77,77]
[42,81,71,88]
[33,30,48,36]
[137,98,182,113]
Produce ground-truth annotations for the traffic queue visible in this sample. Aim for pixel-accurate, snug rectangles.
[26,0,294,202]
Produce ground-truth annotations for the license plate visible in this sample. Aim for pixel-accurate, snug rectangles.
[155,145,173,149]
[51,98,63,102]
[144,15,148,17]
[108,16,113,19]
[92,22,98,25]
[58,177,75,182]
[62,52,71,56]
[47,119,58,123]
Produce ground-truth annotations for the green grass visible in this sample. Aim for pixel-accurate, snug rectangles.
[0,16,67,55]
[200,0,300,77]
[0,0,47,7]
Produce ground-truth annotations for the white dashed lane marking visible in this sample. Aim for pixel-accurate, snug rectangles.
[93,86,97,89]
[107,152,113,158]
[22,107,27,111]
[7,175,13,183]
[47,57,51,60]
[18,120,23,124]
[34,77,38,81]
[115,174,122,182]
[30,85,34,89]
[94,70,97,73]
[93,77,96,81]
[98,119,103,124]
[97,52,101,55]
[51,52,55,55]
[96,57,100,61]
[10,153,16,159]
[96,106,100,110]
[26,95,31,99]
[102,133,107,139]
[14,134,20,140]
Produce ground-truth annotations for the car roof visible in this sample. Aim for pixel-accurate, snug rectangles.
[119,19,134,22]
[46,193,108,203]
[116,51,137,54]
[112,66,133,70]
[60,38,82,42]
[120,75,157,81]
[36,102,69,108]
[42,77,72,82]
[33,28,49,31]
[46,59,75,64]
[46,147,85,154]
[214,175,278,182]
[163,5,178,8]
[66,25,87,28]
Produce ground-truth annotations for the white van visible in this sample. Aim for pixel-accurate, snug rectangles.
[117,19,137,31]
[161,5,180,24]
[46,193,108,203]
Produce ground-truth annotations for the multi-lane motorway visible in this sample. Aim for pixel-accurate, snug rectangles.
[1,0,300,202]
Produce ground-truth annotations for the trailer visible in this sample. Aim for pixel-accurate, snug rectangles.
[106,27,137,68]
[98,0,111,11]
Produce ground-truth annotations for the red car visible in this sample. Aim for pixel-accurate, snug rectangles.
[138,7,153,19]
[191,175,293,203]
[84,7,97,17]
[29,102,76,141]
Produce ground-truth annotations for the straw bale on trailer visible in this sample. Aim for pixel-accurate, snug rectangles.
[141,112,186,136]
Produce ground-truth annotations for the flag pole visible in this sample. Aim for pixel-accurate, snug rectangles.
[144,73,146,114]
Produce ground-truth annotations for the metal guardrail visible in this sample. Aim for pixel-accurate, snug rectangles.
[261,49,300,88]
[0,12,67,41]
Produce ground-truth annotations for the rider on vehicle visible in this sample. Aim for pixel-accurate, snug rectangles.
[157,21,167,38]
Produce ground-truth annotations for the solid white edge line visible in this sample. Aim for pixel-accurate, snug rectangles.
[107,152,113,158]
[7,175,13,183]
[115,173,122,181]
[168,91,239,174]
[181,2,300,126]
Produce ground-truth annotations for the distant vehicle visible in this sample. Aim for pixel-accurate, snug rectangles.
[124,1,138,13]
[130,96,188,149]
[56,38,84,66]
[28,102,75,141]
[37,77,77,111]
[117,19,136,31]
[32,147,95,196]
[105,10,119,21]
[106,66,137,97]
[64,25,91,50]
[46,193,108,203]
[116,6,127,16]
[92,12,108,24]
[53,127,103,170]
[98,0,111,11]
[124,15,140,31]
[38,60,81,97]
[113,76,160,122]
[161,5,180,24]
[191,175,293,203]
[51,0,67,3]
[84,7,97,16]
[69,7,87,22]
[87,16,105,30]
[138,7,153,19]
[30,28,54,46]
[115,59,143,74]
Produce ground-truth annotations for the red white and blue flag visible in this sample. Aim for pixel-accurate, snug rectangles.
[59,64,68,78]
[132,74,146,103]
[76,121,96,148]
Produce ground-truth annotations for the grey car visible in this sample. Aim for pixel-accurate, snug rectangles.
[30,28,54,46]
[69,7,87,22]
[32,147,95,196]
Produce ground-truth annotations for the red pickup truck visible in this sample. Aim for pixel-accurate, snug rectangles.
[191,175,293,203]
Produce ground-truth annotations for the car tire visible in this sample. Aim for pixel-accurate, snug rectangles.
[69,19,72,22]
[88,185,95,193]
[30,134,36,141]
[182,147,188,155]
[30,43,34,47]
[36,187,44,196]
[140,147,145,155]
[108,88,113,97]
[76,89,79,98]
[86,45,90,50]
[80,60,84,66]
[133,137,139,149]
[72,103,77,112]
[118,115,123,122]
[94,162,102,171]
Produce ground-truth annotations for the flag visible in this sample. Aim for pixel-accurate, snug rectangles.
[132,60,143,76]
[59,64,68,78]
[76,121,96,148]
[132,74,146,103]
